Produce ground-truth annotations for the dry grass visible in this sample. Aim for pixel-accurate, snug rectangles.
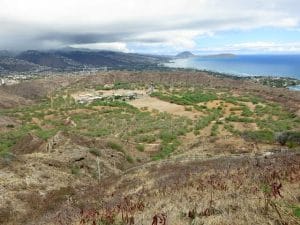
[20,152,300,225]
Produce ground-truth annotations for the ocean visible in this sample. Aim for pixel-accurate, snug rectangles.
[165,54,300,80]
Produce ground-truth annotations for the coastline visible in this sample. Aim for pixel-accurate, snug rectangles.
[164,59,300,91]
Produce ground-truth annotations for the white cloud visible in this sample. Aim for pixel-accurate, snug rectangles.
[0,0,299,51]
[196,42,300,53]
[70,42,129,52]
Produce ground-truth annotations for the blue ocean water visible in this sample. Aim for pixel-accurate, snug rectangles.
[165,55,300,79]
[289,85,300,91]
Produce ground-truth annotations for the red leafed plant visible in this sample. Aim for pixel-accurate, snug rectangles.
[151,213,167,225]
[271,182,283,198]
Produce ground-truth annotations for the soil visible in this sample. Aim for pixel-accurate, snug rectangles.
[130,96,202,119]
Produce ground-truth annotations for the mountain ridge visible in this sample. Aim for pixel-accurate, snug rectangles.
[0,49,171,74]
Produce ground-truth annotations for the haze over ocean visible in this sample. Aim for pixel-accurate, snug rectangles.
[166,55,300,80]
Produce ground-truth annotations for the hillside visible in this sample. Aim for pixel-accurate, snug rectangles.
[0,49,169,74]
[0,56,47,73]
[0,71,300,225]
[176,51,195,58]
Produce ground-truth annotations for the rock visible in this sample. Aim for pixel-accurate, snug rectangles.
[11,133,45,155]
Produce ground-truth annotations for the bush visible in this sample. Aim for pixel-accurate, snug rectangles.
[257,117,297,132]
[224,124,240,135]
[152,141,180,160]
[35,129,57,140]
[126,155,134,163]
[84,129,110,137]
[181,91,218,103]
[159,130,177,143]
[241,107,254,117]
[226,115,254,123]
[71,165,80,175]
[276,131,300,146]
[151,90,218,106]
[0,151,15,165]
[106,141,123,151]
[242,130,274,143]
[136,144,145,152]
[193,105,207,111]
[89,148,101,156]
[135,134,156,143]
[195,109,222,130]
[150,92,191,105]
[211,123,219,136]
[193,130,200,135]
[113,82,132,90]
[293,207,300,218]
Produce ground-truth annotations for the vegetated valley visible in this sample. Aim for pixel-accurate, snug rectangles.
[0,71,300,225]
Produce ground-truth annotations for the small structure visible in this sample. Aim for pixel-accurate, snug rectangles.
[75,90,141,104]
[147,82,155,95]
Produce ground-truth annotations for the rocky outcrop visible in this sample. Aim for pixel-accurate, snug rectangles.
[11,133,45,155]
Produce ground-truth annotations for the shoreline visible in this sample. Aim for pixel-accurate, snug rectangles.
[164,61,300,90]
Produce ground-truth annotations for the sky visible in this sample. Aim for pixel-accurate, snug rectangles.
[0,0,300,54]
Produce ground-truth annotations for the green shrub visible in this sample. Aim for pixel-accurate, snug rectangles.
[181,91,218,103]
[126,155,134,163]
[135,134,156,143]
[257,120,283,132]
[89,148,101,156]
[35,129,57,140]
[224,124,240,135]
[226,115,254,123]
[0,151,15,164]
[152,141,180,160]
[136,144,145,152]
[150,92,191,105]
[106,141,123,151]
[211,123,219,136]
[83,129,110,137]
[195,109,222,130]
[242,130,274,143]
[276,131,300,147]
[193,130,200,135]
[221,96,239,105]
[241,107,254,117]
[193,105,207,111]
[293,207,300,218]
[230,107,243,111]
[151,90,218,106]
[113,82,132,90]
[159,130,177,143]
[71,165,80,175]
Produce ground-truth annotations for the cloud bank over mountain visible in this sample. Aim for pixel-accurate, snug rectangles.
[0,0,299,53]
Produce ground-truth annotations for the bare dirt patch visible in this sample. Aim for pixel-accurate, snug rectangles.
[0,116,20,131]
[129,96,201,119]
[232,122,259,132]
[203,100,223,109]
